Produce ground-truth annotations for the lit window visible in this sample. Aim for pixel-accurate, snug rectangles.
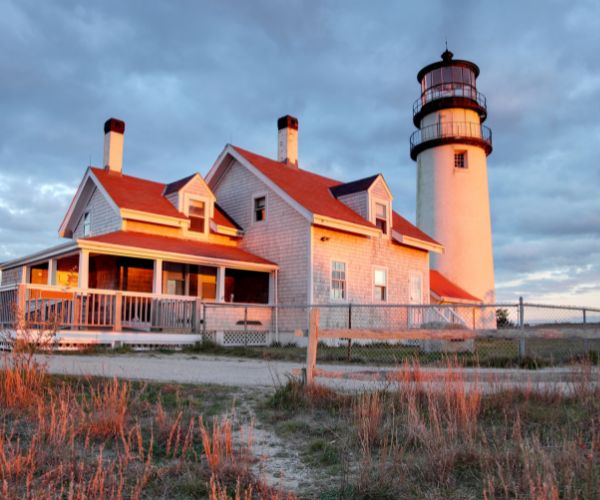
[254,196,266,222]
[454,151,467,169]
[83,212,91,237]
[374,268,387,302]
[375,203,387,234]
[189,200,206,232]
[331,261,346,300]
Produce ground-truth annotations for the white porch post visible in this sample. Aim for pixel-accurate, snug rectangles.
[78,250,89,289]
[20,265,27,284]
[153,259,163,295]
[47,258,56,286]
[217,266,226,303]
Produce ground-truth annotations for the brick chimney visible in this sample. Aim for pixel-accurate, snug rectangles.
[277,115,298,167]
[103,118,125,173]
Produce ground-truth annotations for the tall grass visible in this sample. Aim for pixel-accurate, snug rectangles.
[274,359,600,498]
[0,349,295,499]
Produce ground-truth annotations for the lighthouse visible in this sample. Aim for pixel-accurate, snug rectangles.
[410,49,495,304]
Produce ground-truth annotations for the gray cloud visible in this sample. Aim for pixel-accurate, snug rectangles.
[0,0,599,306]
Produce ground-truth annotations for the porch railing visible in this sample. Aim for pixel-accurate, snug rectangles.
[0,284,200,333]
[2,284,599,341]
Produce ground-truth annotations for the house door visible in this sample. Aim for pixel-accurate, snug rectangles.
[408,272,423,327]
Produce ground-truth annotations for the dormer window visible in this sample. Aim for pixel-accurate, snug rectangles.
[189,200,206,232]
[375,202,387,234]
[83,211,91,237]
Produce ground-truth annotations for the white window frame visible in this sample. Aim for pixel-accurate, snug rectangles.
[184,193,211,236]
[83,211,91,237]
[330,259,348,301]
[370,198,391,237]
[372,266,388,302]
[252,192,268,224]
[454,150,468,169]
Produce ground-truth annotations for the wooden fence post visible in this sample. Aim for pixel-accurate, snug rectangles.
[114,292,122,332]
[306,307,320,385]
[17,283,27,330]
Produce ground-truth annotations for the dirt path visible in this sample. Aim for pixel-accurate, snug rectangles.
[39,353,596,392]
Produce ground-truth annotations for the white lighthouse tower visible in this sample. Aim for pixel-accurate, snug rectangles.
[411,49,495,304]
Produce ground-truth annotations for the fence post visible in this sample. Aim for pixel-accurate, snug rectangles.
[518,337,527,359]
[518,297,525,329]
[306,307,320,385]
[347,303,352,361]
[244,306,248,346]
[17,283,27,330]
[114,292,122,332]
[583,309,587,325]
[202,303,207,337]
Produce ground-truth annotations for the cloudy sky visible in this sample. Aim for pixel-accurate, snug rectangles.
[0,0,599,306]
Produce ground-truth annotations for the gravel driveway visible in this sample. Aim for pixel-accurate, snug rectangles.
[37,353,596,392]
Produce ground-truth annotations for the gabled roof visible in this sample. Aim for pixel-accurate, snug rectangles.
[89,167,240,231]
[230,146,440,247]
[81,231,275,267]
[163,174,196,195]
[430,270,481,302]
[91,167,185,220]
[232,146,376,229]
[329,174,380,198]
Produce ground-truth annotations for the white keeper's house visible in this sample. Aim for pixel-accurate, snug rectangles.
[0,51,494,346]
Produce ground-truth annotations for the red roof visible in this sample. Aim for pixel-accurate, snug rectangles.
[430,270,481,302]
[91,167,185,219]
[392,212,440,246]
[90,167,239,230]
[232,146,440,245]
[232,146,376,229]
[81,231,276,266]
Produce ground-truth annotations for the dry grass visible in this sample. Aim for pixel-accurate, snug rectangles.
[0,349,296,499]
[269,360,600,498]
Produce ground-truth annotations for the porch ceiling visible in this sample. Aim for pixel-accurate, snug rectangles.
[78,231,277,270]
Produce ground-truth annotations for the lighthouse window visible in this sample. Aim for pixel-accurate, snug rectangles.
[454,151,467,169]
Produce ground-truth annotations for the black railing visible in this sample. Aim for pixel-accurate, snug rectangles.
[410,121,492,157]
[413,83,487,117]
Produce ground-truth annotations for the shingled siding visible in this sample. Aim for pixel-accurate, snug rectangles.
[213,160,310,305]
[73,188,121,239]
[312,226,430,305]
[337,191,369,219]
[1,267,21,286]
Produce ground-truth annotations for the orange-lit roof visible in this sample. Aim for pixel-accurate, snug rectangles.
[90,167,240,230]
[81,231,275,266]
[430,270,481,302]
[232,146,375,228]
[232,146,439,245]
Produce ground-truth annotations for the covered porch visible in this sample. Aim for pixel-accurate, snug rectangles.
[0,233,278,344]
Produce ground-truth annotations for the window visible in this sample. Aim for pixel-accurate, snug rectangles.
[83,211,91,237]
[454,151,467,169]
[189,200,206,232]
[373,268,387,302]
[331,261,346,300]
[254,196,266,222]
[375,202,388,234]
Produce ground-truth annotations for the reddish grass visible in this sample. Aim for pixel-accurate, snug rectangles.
[0,350,295,499]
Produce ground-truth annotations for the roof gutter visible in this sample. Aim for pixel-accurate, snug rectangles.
[392,231,444,254]
[0,242,79,270]
[312,214,381,237]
